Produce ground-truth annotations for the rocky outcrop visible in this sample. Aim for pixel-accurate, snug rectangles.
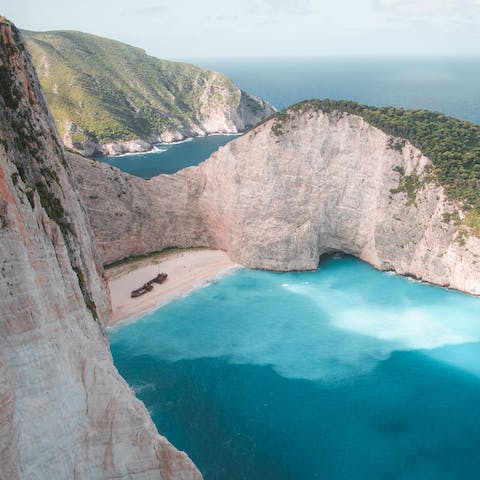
[84,90,276,157]
[0,20,201,479]
[74,89,276,157]
[22,29,276,156]
[71,107,480,295]
[80,137,154,158]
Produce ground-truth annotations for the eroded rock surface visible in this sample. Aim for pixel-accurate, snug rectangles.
[71,108,480,295]
[0,20,201,480]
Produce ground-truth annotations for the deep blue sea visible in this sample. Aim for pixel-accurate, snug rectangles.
[100,57,480,178]
[110,257,480,480]
[197,57,480,124]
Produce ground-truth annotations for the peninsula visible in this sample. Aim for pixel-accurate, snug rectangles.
[22,29,276,156]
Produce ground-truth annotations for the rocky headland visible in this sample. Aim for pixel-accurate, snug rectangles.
[22,29,276,156]
[0,20,201,480]
[70,103,480,295]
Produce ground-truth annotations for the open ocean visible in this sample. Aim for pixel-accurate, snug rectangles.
[196,57,480,124]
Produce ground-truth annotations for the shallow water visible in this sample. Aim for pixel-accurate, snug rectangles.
[109,257,480,480]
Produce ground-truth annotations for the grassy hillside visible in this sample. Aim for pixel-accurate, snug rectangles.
[22,30,247,146]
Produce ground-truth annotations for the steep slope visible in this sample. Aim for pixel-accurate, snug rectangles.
[287,100,480,225]
[0,19,201,479]
[22,29,275,155]
[70,103,480,295]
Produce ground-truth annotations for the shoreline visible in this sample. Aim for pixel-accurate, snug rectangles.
[96,132,242,159]
[106,249,238,327]
[99,145,168,159]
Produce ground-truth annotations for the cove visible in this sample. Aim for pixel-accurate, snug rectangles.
[109,257,480,480]
[97,134,238,178]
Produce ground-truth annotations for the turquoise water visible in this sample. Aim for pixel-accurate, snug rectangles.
[109,257,480,480]
[97,134,238,178]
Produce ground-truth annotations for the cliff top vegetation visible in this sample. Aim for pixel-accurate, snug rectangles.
[272,99,480,230]
[22,29,241,145]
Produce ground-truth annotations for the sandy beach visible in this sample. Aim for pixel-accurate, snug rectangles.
[106,249,238,326]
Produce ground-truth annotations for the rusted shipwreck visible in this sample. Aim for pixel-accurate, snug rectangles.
[152,273,167,284]
[131,283,154,298]
[130,273,168,298]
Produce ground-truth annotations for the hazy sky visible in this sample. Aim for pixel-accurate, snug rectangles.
[4,0,480,60]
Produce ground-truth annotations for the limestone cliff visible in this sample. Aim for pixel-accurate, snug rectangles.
[22,29,276,156]
[70,106,480,295]
[0,20,201,479]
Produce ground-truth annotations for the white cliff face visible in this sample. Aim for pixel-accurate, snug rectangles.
[197,110,480,294]
[0,22,202,480]
[68,152,214,264]
[71,108,480,295]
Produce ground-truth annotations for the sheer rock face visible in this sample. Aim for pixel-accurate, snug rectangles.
[68,153,213,264]
[71,110,480,295]
[0,21,201,480]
